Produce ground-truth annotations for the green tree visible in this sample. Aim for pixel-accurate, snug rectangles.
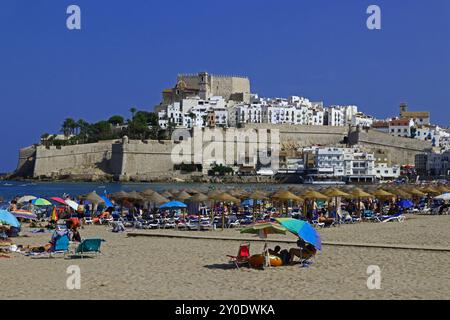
[61,118,76,136]
[108,115,125,126]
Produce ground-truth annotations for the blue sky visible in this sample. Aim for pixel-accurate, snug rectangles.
[0,0,449,172]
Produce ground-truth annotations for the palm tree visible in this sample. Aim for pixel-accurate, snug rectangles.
[61,118,76,136]
[130,107,137,120]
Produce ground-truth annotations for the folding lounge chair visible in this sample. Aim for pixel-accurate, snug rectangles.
[74,238,105,257]
[29,230,70,258]
[381,214,405,223]
[227,243,250,269]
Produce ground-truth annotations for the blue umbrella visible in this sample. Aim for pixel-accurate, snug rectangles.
[159,200,187,209]
[241,199,263,207]
[276,218,322,251]
[101,196,114,208]
[398,199,414,209]
[0,210,21,228]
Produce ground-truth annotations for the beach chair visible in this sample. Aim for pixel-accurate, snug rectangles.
[84,213,93,225]
[29,230,70,258]
[381,214,405,223]
[311,213,325,228]
[227,243,250,269]
[74,238,105,257]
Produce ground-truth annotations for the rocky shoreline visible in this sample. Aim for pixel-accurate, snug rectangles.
[3,173,280,184]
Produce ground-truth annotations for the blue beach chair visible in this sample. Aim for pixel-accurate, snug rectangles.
[74,238,105,257]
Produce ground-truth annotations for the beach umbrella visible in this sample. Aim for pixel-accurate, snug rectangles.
[82,191,105,204]
[159,200,188,222]
[270,189,303,218]
[161,191,174,199]
[434,193,450,201]
[301,190,329,200]
[186,193,209,218]
[17,195,37,204]
[147,192,169,206]
[50,197,68,206]
[323,188,350,198]
[32,198,52,206]
[141,189,155,196]
[0,210,21,228]
[188,193,209,203]
[405,188,426,197]
[435,185,450,193]
[323,188,350,218]
[241,222,287,268]
[371,189,395,199]
[175,191,192,201]
[159,200,187,209]
[421,186,440,195]
[65,199,79,211]
[127,191,144,201]
[276,218,322,251]
[387,188,412,199]
[398,199,414,209]
[110,191,129,200]
[9,209,38,220]
[209,192,240,230]
[101,196,114,208]
[245,191,269,222]
[348,188,373,199]
[348,188,373,217]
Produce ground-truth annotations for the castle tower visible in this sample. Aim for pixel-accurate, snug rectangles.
[400,103,408,117]
[198,72,210,100]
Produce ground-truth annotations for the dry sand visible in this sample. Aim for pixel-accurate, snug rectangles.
[1,215,449,300]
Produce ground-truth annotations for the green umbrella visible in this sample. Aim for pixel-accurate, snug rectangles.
[241,222,287,236]
[241,222,287,268]
[32,198,52,206]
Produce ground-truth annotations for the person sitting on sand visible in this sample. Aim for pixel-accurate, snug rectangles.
[268,245,282,257]
[318,212,335,227]
[289,239,317,264]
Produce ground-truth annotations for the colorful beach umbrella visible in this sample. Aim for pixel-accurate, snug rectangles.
[17,195,37,204]
[276,218,322,251]
[32,198,52,206]
[0,210,21,228]
[241,222,287,238]
[10,210,38,220]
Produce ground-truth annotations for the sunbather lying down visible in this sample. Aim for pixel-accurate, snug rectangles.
[18,244,52,254]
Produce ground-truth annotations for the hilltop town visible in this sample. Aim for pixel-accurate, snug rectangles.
[11,72,450,183]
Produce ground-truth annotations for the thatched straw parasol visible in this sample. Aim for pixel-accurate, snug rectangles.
[188,193,209,203]
[175,191,192,201]
[141,189,155,196]
[110,191,129,200]
[147,192,169,206]
[420,186,440,195]
[371,189,395,199]
[301,190,329,200]
[404,187,426,197]
[387,188,412,199]
[208,192,240,231]
[81,191,105,204]
[348,188,373,217]
[271,189,303,202]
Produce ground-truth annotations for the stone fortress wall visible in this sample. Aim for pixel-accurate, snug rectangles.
[15,125,432,180]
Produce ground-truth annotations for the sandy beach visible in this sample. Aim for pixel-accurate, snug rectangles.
[1,214,449,300]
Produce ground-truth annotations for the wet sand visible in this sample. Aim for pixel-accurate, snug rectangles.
[1,215,449,300]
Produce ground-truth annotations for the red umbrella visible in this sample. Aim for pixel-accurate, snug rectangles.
[51,197,67,206]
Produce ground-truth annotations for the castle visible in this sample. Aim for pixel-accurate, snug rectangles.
[161,72,251,106]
